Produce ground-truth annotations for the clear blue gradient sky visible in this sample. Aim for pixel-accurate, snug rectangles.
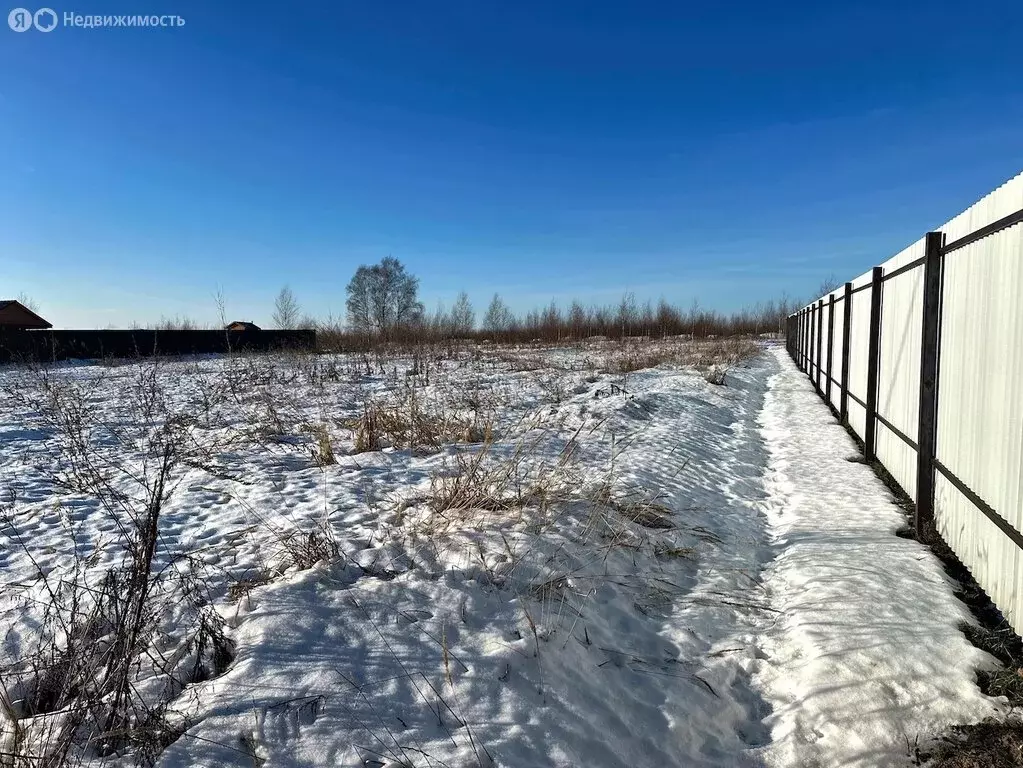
[2,1,1022,328]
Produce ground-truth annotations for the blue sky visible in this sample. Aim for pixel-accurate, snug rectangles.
[2,0,1022,328]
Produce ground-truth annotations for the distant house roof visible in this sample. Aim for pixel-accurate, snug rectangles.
[226,321,261,331]
[0,300,52,330]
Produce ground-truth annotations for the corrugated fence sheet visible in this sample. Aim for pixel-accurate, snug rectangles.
[876,238,926,502]
[828,290,845,413]
[845,270,874,442]
[787,170,1023,635]
[935,174,1023,633]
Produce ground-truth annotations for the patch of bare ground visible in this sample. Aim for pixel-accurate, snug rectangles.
[919,721,1023,767]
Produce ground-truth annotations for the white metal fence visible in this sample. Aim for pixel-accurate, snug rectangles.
[786,171,1023,635]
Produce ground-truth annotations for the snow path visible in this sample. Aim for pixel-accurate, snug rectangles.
[752,346,1001,767]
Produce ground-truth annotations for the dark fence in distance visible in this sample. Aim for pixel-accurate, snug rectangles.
[0,329,316,363]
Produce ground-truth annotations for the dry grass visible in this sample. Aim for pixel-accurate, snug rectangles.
[980,667,1023,701]
[428,446,520,515]
[703,365,727,386]
[270,528,341,571]
[602,337,760,375]
[348,391,495,455]
[588,486,676,529]
[301,423,337,466]
[409,417,589,543]
[0,340,757,766]
[921,721,1023,767]
[425,435,574,528]
[227,571,274,602]
[585,478,679,530]
[0,359,246,767]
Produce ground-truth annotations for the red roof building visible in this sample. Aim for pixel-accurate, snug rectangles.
[0,300,52,330]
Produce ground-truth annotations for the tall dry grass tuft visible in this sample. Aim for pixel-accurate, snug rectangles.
[348,385,495,456]
[0,358,238,767]
[302,423,337,466]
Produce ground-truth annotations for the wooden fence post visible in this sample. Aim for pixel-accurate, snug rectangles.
[826,294,835,404]
[915,232,944,536]
[864,266,884,462]
[839,282,853,424]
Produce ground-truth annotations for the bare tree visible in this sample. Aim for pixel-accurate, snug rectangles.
[213,286,228,328]
[482,293,514,335]
[568,300,587,338]
[431,301,452,337]
[656,298,680,338]
[817,274,840,298]
[272,285,301,329]
[450,291,475,335]
[346,268,373,333]
[617,292,636,338]
[345,257,423,338]
[541,300,562,339]
[16,291,40,313]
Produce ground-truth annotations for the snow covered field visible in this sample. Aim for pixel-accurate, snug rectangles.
[0,341,1006,767]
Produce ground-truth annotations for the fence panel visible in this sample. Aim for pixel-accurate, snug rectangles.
[934,174,1023,632]
[875,240,927,501]
[828,291,844,412]
[845,271,874,441]
[807,306,813,374]
[815,300,825,393]
[809,303,817,386]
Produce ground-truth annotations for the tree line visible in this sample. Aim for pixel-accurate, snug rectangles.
[263,257,801,346]
[17,258,818,341]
